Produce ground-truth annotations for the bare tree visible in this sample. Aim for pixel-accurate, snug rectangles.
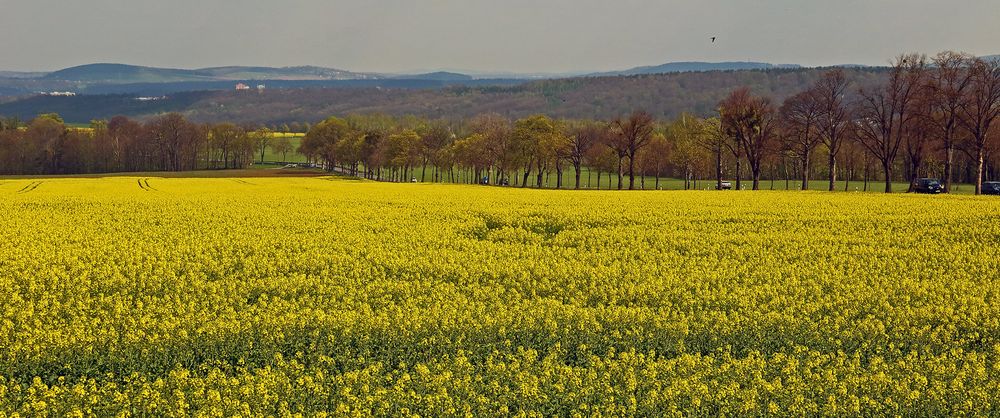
[927,51,975,192]
[270,136,293,162]
[814,69,852,191]
[958,57,1000,195]
[694,117,727,190]
[855,54,927,193]
[603,128,628,190]
[666,114,706,190]
[108,116,144,172]
[565,121,602,189]
[720,88,777,190]
[253,127,272,163]
[416,119,453,182]
[609,111,656,190]
[511,115,560,188]
[904,92,935,191]
[147,113,205,171]
[780,89,823,190]
[470,113,513,185]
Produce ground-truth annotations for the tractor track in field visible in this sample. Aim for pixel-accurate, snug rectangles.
[230,179,255,185]
[137,178,158,192]
[16,181,42,194]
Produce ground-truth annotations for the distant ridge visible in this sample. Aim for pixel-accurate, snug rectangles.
[391,71,473,81]
[43,63,214,83]
[590,61,802,77]
[0,71,47,79]
[22,61,823,85]
[0,60,906,97]
[42,63,380,84]
[196,66,379,81]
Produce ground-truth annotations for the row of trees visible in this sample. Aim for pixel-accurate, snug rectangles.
[0,114,294,175]
[709,52,1000,194]
[298,52,999,194]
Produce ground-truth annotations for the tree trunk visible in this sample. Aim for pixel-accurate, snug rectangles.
[715,149,723,190]
[907,157,921,193]
[976,147,985,195]
[828,152,837,192]
[735,159,742,190]
[801,151,810,191]
[783,162,790,190]
[863,162,869,192]
[883,160,893,193]
[618,157,624,190]
[944,146,954,193]
[574,164,582,189]
[628,154,636,190]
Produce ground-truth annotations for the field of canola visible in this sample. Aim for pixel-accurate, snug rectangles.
[1,177,1000,416]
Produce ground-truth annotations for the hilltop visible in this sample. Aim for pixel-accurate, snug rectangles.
[589,61,802,77]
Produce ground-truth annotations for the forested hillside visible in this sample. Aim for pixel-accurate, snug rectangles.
[0,67,888,124]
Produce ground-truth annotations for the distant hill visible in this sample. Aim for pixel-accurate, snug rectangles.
[0,67,889,125]
[392,71,473,81]
[40,63,381,84]
[591,61,802,77]
[5,61,902,97]
[43,64,216,83]
[196,66,380,81]
[0,71,46,79]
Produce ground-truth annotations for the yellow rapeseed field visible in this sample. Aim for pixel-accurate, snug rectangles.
[1,177,999,416]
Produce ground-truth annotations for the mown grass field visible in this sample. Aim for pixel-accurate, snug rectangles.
[261,134,307,163]
[1,177,999,415]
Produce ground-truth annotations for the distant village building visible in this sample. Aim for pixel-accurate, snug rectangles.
[44,91,76,96]
[235,83,250,91]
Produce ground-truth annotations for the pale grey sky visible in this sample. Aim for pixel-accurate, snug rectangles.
[2,0,998,73]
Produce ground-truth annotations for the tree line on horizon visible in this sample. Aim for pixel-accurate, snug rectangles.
[0,51,998,194]
[0,113,291,174]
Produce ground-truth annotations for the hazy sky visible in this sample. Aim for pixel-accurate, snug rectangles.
[3,0,999,73]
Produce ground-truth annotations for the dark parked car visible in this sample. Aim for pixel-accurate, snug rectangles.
[983,181,1000,195]
[716,181,733,190]
[913,178,943,194]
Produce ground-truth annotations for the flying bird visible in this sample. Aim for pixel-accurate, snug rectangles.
[711,37,716,43]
